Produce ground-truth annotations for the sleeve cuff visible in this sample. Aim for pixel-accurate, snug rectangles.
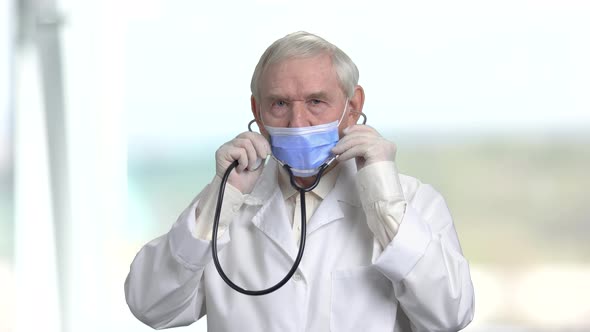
[168,196,231,271]
[356,161,407,247]
[373,205,432,283]
[356,161,405,205]
[192,175,244,240]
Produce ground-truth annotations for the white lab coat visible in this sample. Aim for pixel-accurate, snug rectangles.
[125,159,474,331]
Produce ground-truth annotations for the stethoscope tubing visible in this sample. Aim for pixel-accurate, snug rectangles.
[212,112,366,296]
[212,160,329,296]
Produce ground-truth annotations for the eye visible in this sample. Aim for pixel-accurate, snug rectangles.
[310,99,322,105]
[267,100,289,117]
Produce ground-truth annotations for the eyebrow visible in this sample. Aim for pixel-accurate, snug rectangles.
[307,91,330,100]
[264,94,288,102]
[264,91,332,102]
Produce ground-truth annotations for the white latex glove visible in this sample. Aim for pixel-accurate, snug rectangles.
[331,125,397,170]
[215,131,271,194]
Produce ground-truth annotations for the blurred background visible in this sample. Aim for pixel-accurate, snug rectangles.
[1,0,589,331]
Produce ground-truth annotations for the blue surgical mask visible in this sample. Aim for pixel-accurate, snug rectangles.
[264,101,348,177]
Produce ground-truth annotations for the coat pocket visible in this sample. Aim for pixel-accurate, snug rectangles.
[330,266,395,332]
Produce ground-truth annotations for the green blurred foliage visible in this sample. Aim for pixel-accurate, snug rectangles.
[3,133,589,267]
[394,133,590,265]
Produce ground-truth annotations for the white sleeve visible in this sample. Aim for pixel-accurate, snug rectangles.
[193,175,245,240]
[124,192,231,329]
[373,182,475,331]
[356,161,407,248]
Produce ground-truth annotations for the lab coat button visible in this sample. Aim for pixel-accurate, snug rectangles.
[292,273,302,281]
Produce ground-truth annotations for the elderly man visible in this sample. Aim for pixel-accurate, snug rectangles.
[125,31,474,331]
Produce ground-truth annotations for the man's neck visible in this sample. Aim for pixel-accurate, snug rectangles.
[292,162,339,188]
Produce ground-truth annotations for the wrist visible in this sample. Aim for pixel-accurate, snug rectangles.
[356,161,405,204]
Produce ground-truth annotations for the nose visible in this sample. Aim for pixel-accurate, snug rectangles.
[288,102,310,128]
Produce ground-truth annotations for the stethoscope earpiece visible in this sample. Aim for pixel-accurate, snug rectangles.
[248,119,257,132]
[358,112,367,125]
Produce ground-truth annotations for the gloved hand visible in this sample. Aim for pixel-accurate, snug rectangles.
[215,131,271,194]
[331,125,397,170]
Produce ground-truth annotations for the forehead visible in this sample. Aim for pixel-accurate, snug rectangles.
[259,54,343,99]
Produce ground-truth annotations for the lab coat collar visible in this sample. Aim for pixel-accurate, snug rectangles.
[306,159,361,234]
[277,161,341,201]
[244,158,362,264]
[245,158,361,208]
[244,158,280,206]
[246,159,300,264]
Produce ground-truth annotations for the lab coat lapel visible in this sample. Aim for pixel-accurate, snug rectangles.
[244,159,362,262]
[246,159,298,261]
[250,189,298,260]
[307,160,361,234]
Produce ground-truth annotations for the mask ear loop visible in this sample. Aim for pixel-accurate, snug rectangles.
[247,119,285,168]
[326,107,367,166]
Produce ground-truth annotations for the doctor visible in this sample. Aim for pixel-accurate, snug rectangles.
[125,31,474,331]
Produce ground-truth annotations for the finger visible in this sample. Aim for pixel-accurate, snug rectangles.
[237,131,268,144]
[337,144,371,162]
[237,131,271,159]
[250,134,271,159]
[343,124,379,136]
[226,146,249,172]
[332,133,374,155]
[233,138,258,171]
[251,143,270,171]
[338,131,376,144]
[340,128,380,146]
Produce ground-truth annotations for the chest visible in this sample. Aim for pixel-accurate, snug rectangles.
[202,198,397,332]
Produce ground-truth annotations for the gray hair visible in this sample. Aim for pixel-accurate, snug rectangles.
[250,31,359,100]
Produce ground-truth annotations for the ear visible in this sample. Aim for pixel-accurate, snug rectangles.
[251,95,270,138]
[345,85,365,126]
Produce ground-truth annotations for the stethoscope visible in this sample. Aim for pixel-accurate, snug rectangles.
[211,113,367,296]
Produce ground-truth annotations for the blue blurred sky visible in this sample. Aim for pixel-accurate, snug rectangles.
[3,0,589,156]
[112,0,590,147]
